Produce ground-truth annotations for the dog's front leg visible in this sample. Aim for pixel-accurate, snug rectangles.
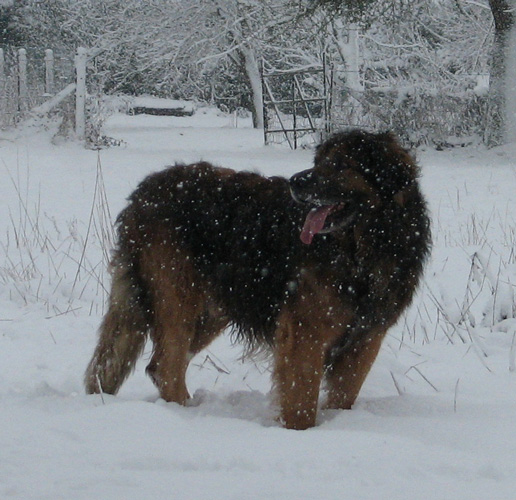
[273,302,330,430]
[273,331,325,430]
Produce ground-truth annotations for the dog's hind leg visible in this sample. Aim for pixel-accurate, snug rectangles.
[145,300,196,405]
[141,242,206,405]
[147,302,229,403]
[324,330,386,410]
[140,236,229,405]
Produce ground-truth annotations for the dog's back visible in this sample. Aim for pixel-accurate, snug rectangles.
[123,162,310,342]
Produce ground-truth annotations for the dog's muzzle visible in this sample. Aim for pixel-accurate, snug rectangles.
[289,169,319,204]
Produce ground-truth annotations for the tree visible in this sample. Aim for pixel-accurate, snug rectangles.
[169,0,322,128]
[319,1,492,145]
[10,0,322,129]
[0,3,22,46]
[486,0,516,145]
[319,0,516,146]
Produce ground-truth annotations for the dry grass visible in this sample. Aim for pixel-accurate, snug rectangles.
[403,208,516,372]
[1,154,114,317]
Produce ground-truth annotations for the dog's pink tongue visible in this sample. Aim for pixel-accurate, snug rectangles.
[300,205,333,245]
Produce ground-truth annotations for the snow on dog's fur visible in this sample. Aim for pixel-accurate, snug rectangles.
[85,129,431,429]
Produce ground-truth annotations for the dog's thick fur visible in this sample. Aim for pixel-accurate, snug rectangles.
[85,129,431,429]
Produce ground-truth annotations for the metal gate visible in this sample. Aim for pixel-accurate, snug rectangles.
[261,59,332,149]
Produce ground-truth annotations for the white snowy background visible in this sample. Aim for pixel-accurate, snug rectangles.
[1,107,516,499]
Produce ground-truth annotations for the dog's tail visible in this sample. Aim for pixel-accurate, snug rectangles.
[84,244,149,395]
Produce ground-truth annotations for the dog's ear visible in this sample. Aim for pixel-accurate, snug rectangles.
[313,137,337,167]
[377,131,397,143]
[367,132,417,197]
[314,137,354,172]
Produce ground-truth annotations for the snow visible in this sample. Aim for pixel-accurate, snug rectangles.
[2,109,516,499]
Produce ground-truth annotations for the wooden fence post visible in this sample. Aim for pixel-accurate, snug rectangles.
[0,48,5,87]
[75,47,87,139]
[18,48,28,112]
[0,49,4,119]
[44,49,54,95]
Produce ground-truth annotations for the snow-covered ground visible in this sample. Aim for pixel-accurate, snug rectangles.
[2,107,516,499]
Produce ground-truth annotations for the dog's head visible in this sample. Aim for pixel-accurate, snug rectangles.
[290,129,418,245]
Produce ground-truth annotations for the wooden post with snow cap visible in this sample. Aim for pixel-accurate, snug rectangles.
[18,48,28,112]
[0,48,5,88]
[75,47,87,139]
[344,25,363,92]
[44,49,55,96]
[0,48,4,113]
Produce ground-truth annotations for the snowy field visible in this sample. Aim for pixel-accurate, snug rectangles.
[2,107,516,499]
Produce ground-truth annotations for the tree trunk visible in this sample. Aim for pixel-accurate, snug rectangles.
[332,20,363,92]
[240,44,264,129]
[486,0,516,145]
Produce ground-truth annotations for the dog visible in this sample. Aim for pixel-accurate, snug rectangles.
[85,129,431,430]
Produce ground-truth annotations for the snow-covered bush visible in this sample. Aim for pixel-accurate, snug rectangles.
[362,90,487,146]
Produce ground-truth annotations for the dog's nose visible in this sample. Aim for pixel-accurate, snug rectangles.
[289,169,318,204]
[289,169,315,192]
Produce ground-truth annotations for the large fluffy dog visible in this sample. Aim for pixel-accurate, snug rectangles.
[85,129,431,430]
